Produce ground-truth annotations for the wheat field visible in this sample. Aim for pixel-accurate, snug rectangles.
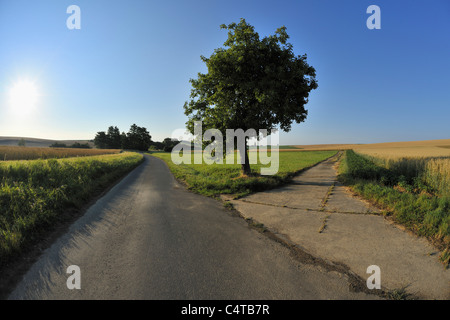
[292,139,450,154]
[0,146,121,161]
[353,139,450,197]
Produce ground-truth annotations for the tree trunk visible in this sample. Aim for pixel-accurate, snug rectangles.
[240,138,251,176]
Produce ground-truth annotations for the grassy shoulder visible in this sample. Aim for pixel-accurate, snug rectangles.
[338,150,450,266]
[149,150,337,198]
[0,152,143,266]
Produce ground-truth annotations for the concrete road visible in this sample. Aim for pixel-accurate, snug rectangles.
[8,155,376,300]
[229,156,450,300]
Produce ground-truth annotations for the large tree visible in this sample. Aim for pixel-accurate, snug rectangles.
[107,126,122,149]
[94,131,109,149]
[184,19,318,174]
[124,124,152,151]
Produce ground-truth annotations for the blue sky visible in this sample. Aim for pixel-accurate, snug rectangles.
[0,0,449,144]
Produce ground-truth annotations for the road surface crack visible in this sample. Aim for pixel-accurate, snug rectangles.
[236,198,376,216]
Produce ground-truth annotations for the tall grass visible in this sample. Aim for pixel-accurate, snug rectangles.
[0,146,120,161]
[339,150,450,266]
[424,158,450,197]
[0,152,143,265]
[356,152,450,197]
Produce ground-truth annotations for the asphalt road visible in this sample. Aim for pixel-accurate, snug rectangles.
[8,155,375,299]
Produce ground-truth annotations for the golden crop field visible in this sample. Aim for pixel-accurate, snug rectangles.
[352,139,450,197]
[292,139,450,155]
[0,146,121,161]
[353,139,450,158]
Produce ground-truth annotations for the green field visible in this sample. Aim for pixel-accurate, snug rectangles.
[338,150,450,265]
[0,152,143,265]
[149,150,337,197]
[248,145,300,150]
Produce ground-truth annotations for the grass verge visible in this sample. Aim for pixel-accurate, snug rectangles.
[338,150,450,267]
[148,150,337,198]
[0,152,143,267]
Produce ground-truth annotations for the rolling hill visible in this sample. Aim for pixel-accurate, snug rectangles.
[0,136,94,148]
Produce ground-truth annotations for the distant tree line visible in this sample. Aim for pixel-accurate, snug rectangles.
[94,124,152,151]
[149,138,180,152]
[93,124,188,152]
[50,142,91,149]
[17,138,26,147]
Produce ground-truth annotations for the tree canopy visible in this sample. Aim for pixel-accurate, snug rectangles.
[124,124,152,151]
[183,18,318,174]
[17,138,26,147]
[94,124,152,151]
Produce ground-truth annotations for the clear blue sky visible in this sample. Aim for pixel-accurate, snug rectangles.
[0,0,449,144]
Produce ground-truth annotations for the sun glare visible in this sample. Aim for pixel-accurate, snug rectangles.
[8,80,39,114]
